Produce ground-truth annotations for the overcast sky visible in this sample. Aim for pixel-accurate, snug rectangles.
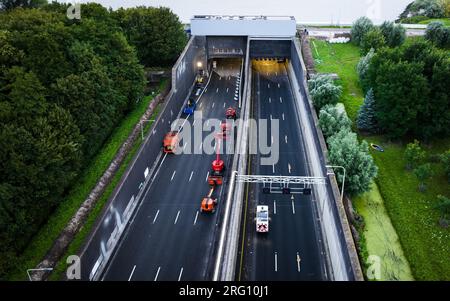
[59,0,412,24]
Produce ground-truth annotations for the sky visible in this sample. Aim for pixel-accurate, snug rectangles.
[58,0,413,24]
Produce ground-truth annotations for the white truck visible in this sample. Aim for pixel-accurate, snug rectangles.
[256,205,269,233]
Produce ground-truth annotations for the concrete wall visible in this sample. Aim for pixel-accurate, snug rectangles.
[289,38,363,280]
[206,36,246,58]
[249,39,291,59]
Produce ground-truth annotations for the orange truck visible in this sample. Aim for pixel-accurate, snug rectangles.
[163,131,179,153]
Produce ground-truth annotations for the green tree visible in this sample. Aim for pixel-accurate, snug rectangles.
[441,150,450,182]
[404,139,426,170]
[414,163,434,192]
[425,21,450,48]
[380,21,406,47]
[360,27,386,55]
[308,74,342,109]
[0,0,47,11]
[433,195,450,222]
[318,104,352,138]
[327,130,378,195]
[113,6,187,67]
[357,88,377,133]
[351,16,375,46]
[357,48,375,93]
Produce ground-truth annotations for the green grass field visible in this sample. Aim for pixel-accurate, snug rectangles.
[418,18,450,26]
[310,38,450,280]
[7,80,167,280]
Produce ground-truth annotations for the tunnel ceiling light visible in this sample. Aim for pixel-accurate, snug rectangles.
[197,61,203,68]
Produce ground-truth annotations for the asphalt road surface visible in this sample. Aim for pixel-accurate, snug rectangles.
[101,58,242,281]
[237,60,327,281]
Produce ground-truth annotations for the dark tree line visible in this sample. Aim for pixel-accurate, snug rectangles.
[0,2,186,278]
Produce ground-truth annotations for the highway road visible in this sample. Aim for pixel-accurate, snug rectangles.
[237,60,328,281]
[101,58,242,281]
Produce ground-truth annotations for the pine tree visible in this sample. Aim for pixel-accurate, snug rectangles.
[357,88,377,133]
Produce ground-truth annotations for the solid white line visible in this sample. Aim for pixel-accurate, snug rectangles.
[274,200,277,215]
[178,267,184,281]
[297,252,301,272]
[189,171,194,182]
[174,210,180,224]
[275,252,278,272]
[292,200,295,214]
[128,265,136,281]
[205,171,209,181]
[154,267,161,281]
[152,210,160,224]
[151,153,167,181]
[171,170,176,181]
[194,211,199,225]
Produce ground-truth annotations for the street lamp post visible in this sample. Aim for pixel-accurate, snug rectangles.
[326,165,346,204]
[140,119,155,141]
[27,268,53,281]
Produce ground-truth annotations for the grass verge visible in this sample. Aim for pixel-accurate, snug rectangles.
[310,37,450,280]
[418,18,450,26]
[7,80,167,280]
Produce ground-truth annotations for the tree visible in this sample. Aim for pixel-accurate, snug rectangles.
[308,74,342,109]
[441,150,450,182]
[351,16,375,46]
[380,21,406,47]
[113,6,187,67]
[433,195,450,223]
[412,0,446,18]
[425,21,450,48]
[360,28,386,55]
[414,163,434,192]
[327,130,378,195]
[318,104,352,138]
[404,140,426,170]
[357,48,375,93]
[0,0,47,11]
[357,88,377,133]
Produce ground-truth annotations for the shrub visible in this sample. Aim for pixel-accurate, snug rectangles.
[425,21,450,48]
[318,104,352,138]
[441,149,450,182]
[351,16,375,46]
[433,195,450,222]
[414,163,434,192]
[360,28,386,55]
[308,74,342,109]
[327,130,378,195]
[404,140,427,170]
[357,48,375,93]
[380,21,406,47]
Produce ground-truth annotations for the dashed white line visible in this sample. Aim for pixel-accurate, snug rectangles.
[292,199,296,214]
[288,163,292,174]
[280,97,283,103]
[171,170,176,181]
[282,113,285,121]
[274,252,278,272]
[216,88,219,93]
[297,252,301,272]
[226,87,229,93]
[274,200,277,215]
[174,210,180,224]
[272,164,275,173]
[193,211,199,225]
[212,102,215,108]
[268,83,270,89]
[152,210,160,224]
[278,83,280,88]
[205,171,210,181]
[223,102,226,108]
[189,171,194,182]
[154,267,161,281]
[178,267,184,281]
[128,265,136,281]
[285,135,288,144]
[269,97,271,103]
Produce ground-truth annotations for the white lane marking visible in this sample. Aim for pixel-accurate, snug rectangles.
[152,210,160,224]
[297,252,301,272]
[216,88,219,93]
[226,88,229,93]
[292,199,295,214]
[280,97,283,103]
[270,114,273,120]
[272,164,275,173]
[282,113,285,121]
[288,163,292,174]
[192,119,196,126]
[205,88,208,92]
[274,200,277,215]
[189,171,194,182]
[223,102,226,108]
[128,265,136,281]
[199,141,203,151]
[178,267,184,281]
[205,171,209,181]
[274,252,278,272]
[174,210,180,224]
[193,211,199,225]
[268,83,270,88]
[271,135,273,144]
[154,267,161,281]
[278,83,280,88]
[285,135,288,144]
[269,97,271,103]
[212,102,215,108]
[171,170,176,181]
[151,153,167,181]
